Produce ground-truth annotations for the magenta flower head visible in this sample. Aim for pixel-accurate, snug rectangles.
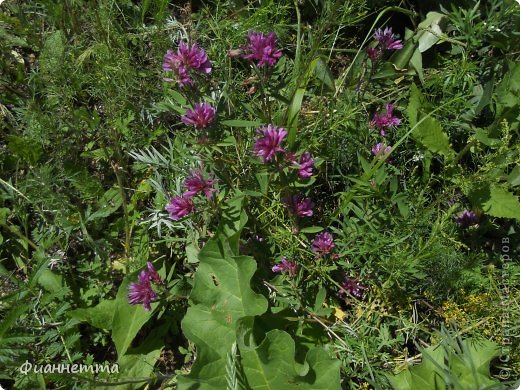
[455,210,478,227]
[181,102,216,129]
[243,31,283,67]
[253,124,287,162]
[165,195,195,220]
[370,103,400,135]
[338,276,366,299]
[163,42,211,86]
[282,194,314,217]
[128,264,163,311]
[146,261,162,285]
[312,232,335,256]
[272,257,297,277]
[292,152,315,179]
[163,49,193,86]
[184,168,218,198]
[371,143,392,160]
[366,47,381,61]
[374,27,403,51]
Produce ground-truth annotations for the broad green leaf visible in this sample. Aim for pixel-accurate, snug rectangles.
[67,300,117,330]
[416,12,448,52]
[391,40,417,70]
[7,135,42,164]
[112,324,168,390]
[300,226,324,234]
[387,339,500,390]
[507,165,520,187]
[0,208,10,225]
[472,128,501,147]
[178,197,268,389]
[167,89,187,106]
[111,278,155,359]
[408,84,454,158]
[37,269,69,295]
[239,330,341,389]
[185,242,200,264]
[452,339,500,388]
[87,186,123,222]
[286,58,319,147]
[495,61,520,120]
[470,184,520,221]
[413,116,453,158]
[221,119,262,128]
[314,57,335,91]
[409,48,424,84]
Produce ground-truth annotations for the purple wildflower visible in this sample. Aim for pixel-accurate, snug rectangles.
[282,194,314,217]
[128,262,163,310]
[455,210,478,227]
[184,168,218,198]
[292,152,315,179]
[338,276,366,299]
[146,261,162,285]
[371,143,392,160]
[272,257,297,277]
[162,42,212,87]
[366,47,381,61]
[253,124,287,162]
[374,27,403,51]
[370,103,400,135]
[312,232,335,256]
[181,102,216,129]
[162,50,193,86]
[243,31,283,67]
[165,195,195,220]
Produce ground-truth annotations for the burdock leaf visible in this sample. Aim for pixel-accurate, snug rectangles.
[178,194,268,390]
[239,329,341,389]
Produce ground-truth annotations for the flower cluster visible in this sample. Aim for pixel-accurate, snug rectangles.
[182,102,216,129]
[369,101,398,161]
[291,152,315,179]
[163,42,211,87]
[128,262,162,311]
[272,257,297,277]
[282,194,314,217]
[242,31,283,67]
[165,194,195,220]
[312,231,335,256]
[370,103,400,136]
[338,276,366,300]
[252,125,316,180]
[253,124,287,162]
[371,143,392,160]
[455,210,478,228]
[366,27,403,61]
[165,168,218,220]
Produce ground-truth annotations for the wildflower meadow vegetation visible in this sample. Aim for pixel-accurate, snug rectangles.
[1,0,519,388]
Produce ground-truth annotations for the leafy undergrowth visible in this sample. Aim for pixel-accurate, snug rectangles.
[0,0,519,389]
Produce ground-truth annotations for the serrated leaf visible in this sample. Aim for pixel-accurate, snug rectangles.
[470,184,520,221]
[408,84,454,158]
[507,165,520,187]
